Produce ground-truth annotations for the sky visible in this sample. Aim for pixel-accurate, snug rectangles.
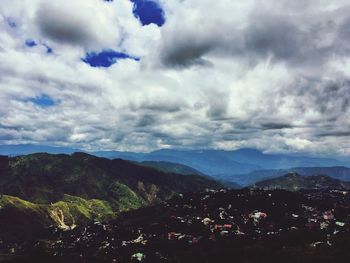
[1,0,350,155]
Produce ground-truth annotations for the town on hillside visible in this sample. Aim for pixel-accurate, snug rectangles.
[2,188,350,262]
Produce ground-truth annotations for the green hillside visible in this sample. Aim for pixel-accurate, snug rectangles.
[0,153,221,241]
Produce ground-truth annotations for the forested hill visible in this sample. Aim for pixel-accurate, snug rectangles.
[0,152,221,241]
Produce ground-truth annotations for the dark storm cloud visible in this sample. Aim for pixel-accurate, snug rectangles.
[160,39,214,68]
[37,7,94,46]
[261,123,293,130]
[314,81,350,114]
[0,123,22,131]
[137,114,157,128]
[243,16,302,61]
[287,78,350,116]
[336,17,350,53]
[34,1,119,48]
[206,91,229,120]
[139,101,184,113]
[129,99,186,114]
[318,131,350,137]
[158,12,335,69]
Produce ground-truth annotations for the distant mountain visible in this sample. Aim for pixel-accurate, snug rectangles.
[137,149,345,181]
[141,149,261,175]
[1,145,348,182]
[92,150,145,161]
[0,153,221,232]
[140,161,205,176]
[233,166,350,186]
[96,148,345,175]
[254,173,350,191]
[139,160,242,189]
[226,148,342,169]
[0,144,79,156]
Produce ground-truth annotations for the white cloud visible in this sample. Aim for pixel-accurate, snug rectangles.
[1,0,350,156]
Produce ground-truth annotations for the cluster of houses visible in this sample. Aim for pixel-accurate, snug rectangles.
[2,188,350,262]
[156,188,350,247]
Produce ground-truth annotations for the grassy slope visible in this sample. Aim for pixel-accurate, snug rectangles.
[0,194,118,243]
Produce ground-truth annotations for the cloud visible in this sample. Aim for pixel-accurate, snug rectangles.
[261,123,294,130]
[35,0,122,49]
[1,0,350,156]
[153,0,350,71]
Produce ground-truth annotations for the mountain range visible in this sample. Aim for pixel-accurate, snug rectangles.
[1,145,349,186]
[1,150,350,252]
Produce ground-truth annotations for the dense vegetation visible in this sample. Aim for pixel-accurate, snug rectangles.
[0,153,221,244]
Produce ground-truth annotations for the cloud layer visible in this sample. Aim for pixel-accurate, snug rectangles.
[1,0,350,156]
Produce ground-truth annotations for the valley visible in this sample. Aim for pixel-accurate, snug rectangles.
[0,152,350,262]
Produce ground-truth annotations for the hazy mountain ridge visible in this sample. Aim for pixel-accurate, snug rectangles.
[254,173,350,191]
[234,166,350,186]
[1,145,348,184]
[139,161,205,176]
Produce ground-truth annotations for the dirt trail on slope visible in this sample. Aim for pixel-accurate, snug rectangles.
[49,207,76,230]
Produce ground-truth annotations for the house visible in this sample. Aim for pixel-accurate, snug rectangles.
[168,232,182,240]
[202,218,212,226]
[323,211,334,220]
[220,230,229,237]
[250,211,268,223]
[131,252,146,262]
[336,221,345,227]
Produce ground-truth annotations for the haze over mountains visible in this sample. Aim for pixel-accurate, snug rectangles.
[1,144,350,186]
[235,166,350,186]
[254,173,350,191]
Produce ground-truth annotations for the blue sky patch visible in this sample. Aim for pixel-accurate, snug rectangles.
[28,95,57,107]
[43,44,53,54]
[131,0,165,27]
[25,39,37,47]
[82,50,140,67]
